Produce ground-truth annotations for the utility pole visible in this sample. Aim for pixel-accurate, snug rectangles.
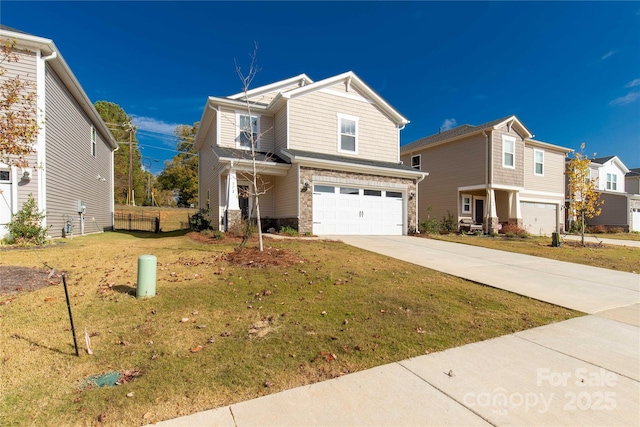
[128,129,134,206]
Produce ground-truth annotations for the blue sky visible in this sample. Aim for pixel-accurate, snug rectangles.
[3,1,639,175]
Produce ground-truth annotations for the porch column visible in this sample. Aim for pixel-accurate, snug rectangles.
[225,170,241,231]
[487,188,499,233]
[509,191,523,227]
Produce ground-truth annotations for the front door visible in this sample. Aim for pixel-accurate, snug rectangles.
[238,185,250,219]
[474,199,484,225]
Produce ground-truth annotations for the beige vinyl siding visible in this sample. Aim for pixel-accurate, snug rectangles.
[274,165,299,217]
[586,193,628,227]
[259,115,275,152]
[256,176,276,217]
[198,120,220,227]
[44,64,113,238]
[524,145,565,193]
[274,104,288,153]
[288,90,398,162]
[244,81,305,105]
[218,107,237,148]
[492,126,524,187]
[218,107,275,152]
[402,134,487,222]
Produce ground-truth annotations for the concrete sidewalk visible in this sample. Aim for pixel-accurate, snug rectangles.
[562,234,640,248]
[157,236,639,426]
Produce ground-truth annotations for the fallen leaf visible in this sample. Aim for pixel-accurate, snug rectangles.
[180,318,190,323]
[44,297,54,302]
[143,412,152,419]
[98,413,106,423]
[196,324,207,329]
[126,392,134,398]
[190,345,203,353]
[220,331,232,337]
[263,381,273,387]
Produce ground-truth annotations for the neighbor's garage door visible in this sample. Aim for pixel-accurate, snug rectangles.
[521,202,557,235]
[312,185,403,235]
[632,208,640,232]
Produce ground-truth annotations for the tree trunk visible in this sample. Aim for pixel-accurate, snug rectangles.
[581,211,585,246]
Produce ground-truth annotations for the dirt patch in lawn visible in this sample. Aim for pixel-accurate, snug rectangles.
[0,266,62,296]
[226,246,305,268]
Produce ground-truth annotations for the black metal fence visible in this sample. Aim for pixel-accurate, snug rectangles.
[114,212,158,232]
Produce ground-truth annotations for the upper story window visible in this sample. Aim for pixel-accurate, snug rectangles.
[411,155,421,170]
[237,113,259,149]
[91,126,97,157]
[502,136,515,168]
[337,113,358,153]
[606,173,617,191]
[534,149,544,176]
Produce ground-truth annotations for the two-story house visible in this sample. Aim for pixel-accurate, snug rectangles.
[0,26,117,240]
[194,72,426,236]
[400,116,570,235]
[575,156,640,232]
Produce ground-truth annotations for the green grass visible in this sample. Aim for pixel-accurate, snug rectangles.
[0,232,581,426]
[575,232,640,242]
[431,234,640,273]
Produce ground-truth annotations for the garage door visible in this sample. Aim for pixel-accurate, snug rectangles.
[520,202,557,235]
[312,185,403,235]
[632,208,640,232]
[0,170,12,240]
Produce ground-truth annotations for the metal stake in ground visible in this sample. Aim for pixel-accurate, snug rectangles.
[62,274,79,356]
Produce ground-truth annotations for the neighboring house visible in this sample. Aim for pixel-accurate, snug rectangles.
[572,156,640,232]
[194,72,425,236]
[0,26,117,239]
[400,116,570,235]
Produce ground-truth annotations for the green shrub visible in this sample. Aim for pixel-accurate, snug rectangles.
[440,211,457,233]
[588,224,607,234]
[213,230,225,240]
[607,226,624,234]
[501,223,530,238]
[419,206,440,235]
[6,194,49,246]
[189,209,211,231]
[280,226,299,237]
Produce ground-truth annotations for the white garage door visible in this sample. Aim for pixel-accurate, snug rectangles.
[632,208,640,232]
[312,185,403,235]
[521,202,557,235]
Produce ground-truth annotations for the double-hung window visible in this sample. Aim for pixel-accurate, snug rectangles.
[411,155,421,170]
[606,173,617,191]
[534,149,544,175]
[502,136,515,168]
[237,113,259,149]
[338,114,358,153]
[461,195,471,214]
[91,126,97,157]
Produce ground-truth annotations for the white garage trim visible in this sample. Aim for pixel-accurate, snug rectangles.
[312,184,405,235]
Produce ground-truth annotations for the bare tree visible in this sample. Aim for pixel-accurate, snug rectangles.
[0,39,40,168]
[234,43,272,251]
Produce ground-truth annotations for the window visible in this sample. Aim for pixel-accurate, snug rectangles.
[337,114,358,153]
[314,185,335,193]
[534,149,544,175]
[364,189,382,197]
[462,195,471,214]
[0,170,10,181]
[502,136,515,168]
[91,126,96,157]
[411,155,421,170]
[606,173,617,191]
[237,113,259,149]
[340,187,359,195]
[386,191,402,198]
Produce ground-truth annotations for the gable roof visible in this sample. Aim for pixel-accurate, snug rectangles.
[0,26,117,149]
[627,168,640,177]
[195,71,408,149]
[589,155,630,174]
[401,115,534,153]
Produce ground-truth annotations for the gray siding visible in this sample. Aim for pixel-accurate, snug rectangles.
[626,176,640,194]
[401,134,487,222]
[274,104,288,153]
[492,126,525,187]
[587,193,628,227]
[44,64,113,238]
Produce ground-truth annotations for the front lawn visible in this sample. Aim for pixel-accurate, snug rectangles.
[430,234,640,273]
[0,232,580,426]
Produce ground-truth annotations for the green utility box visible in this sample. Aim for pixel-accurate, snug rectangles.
[551,232,561,247]
[136,255,157,299]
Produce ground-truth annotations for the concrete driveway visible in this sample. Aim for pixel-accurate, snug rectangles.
[335,235,640,316]
[157,235,639,427]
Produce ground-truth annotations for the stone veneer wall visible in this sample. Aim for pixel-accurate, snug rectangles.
[298,166,417,235]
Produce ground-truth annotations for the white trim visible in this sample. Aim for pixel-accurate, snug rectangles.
[312,175,408,190]
[534,148,544,176]
[235,111,260,150]
[520,195,564,204]
[461,194,472,214]
[337,113,359,154]
[502,135,515,168]
[606,173,618,191]
[520,189,565,198]
[91,125,97,157]
[216,106,221,146]
[11,165,18,215]
[228,74,313,100]
[286,101,290,150]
